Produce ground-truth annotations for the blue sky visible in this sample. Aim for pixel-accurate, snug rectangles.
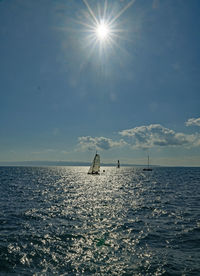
[0,0,200,166]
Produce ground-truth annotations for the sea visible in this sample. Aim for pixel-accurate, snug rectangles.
[0,166,200,275]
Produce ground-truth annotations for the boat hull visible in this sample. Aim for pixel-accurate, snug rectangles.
[88,172,100,175]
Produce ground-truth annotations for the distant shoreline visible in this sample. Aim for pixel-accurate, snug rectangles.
[0,161,199,167]
[0,160,160,167]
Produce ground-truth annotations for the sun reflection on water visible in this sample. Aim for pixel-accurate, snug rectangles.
[1,166,200,274]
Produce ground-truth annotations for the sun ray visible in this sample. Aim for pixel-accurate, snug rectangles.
[109,0,136,25]
[110,31,134,43]
[108,36,132,57]
[103,0,108,19]
[74,20,95,31]
[70,0,136,63]
[83,0,99,25]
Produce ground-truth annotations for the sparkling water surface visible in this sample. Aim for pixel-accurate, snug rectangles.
[0,166,200,275]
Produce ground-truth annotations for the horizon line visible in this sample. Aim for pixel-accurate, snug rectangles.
[0,160,199,167]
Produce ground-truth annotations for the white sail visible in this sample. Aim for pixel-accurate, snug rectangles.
[88,153,100,174]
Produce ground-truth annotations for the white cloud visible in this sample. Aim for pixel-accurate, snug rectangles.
[78,123,200,153]
[185,117,200,127]
[119,124,199,149]
[78,136,127,151]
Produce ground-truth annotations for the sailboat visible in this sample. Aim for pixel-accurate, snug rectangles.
[143,155,152,171]
[117,160,120,168]
[88,152,100,174]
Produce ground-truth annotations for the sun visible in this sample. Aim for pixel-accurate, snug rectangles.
[96,22,109,41]
[76,0,135,58]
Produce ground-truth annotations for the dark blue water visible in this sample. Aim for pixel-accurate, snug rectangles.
[0,166,200,275]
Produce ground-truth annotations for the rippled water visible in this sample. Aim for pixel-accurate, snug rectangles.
[0,166,200,275]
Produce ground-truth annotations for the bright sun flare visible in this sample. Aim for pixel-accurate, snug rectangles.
[79,0,135,56]
[96,23,109,41]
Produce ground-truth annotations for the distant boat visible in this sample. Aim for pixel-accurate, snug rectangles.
[88,152,100,174]
[117,160,120,168]
[143,155,152,171]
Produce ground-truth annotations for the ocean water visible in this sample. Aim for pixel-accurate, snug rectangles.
[0,166,200,275]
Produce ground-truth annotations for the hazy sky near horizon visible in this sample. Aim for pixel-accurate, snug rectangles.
[0,0,200,166]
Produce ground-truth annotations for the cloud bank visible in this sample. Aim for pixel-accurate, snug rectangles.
[119,124,199,149]
[78,136,127,151]
[78,121,200,152]
[185,117,200,127]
